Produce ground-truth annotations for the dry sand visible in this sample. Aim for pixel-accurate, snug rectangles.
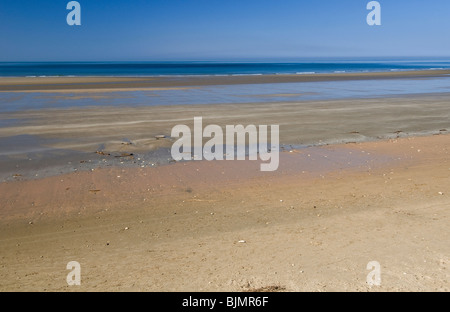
[0,134,448,291]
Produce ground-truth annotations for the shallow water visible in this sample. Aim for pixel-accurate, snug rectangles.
[1,77,450,112]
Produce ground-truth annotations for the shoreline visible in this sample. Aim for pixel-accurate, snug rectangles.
[1,69,450,92]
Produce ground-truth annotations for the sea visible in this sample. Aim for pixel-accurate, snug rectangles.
[1,59,450,77]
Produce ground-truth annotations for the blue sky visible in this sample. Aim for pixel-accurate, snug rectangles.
[0,0,449,61]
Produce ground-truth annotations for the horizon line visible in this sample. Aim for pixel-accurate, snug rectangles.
[2,56,450,63]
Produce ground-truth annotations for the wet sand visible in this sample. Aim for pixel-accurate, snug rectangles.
[0,134,449,291]
[1,69,450,92]
[1,93,449,180]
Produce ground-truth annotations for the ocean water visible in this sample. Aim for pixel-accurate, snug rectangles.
[1,59,450,77]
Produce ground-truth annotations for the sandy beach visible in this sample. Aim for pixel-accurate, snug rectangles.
[0,71,449,292]
[0,134,449,291]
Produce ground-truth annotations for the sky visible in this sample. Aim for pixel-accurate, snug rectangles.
[0,0,449,61]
